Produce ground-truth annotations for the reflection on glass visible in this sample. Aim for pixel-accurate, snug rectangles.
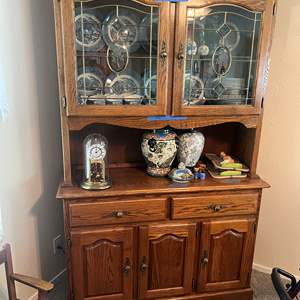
[75,0,159,106]
[183,5,262,106]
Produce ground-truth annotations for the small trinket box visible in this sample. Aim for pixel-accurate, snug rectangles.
[169,162,194,183]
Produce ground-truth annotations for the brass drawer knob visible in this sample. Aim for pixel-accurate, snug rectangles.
[208,204,225,212]
[112,211,126,218]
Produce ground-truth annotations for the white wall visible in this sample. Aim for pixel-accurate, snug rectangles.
[255,0,300,277]
[0,0,65,299]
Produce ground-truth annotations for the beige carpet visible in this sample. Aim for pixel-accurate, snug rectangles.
[49,270,279,300]
[252,269,279,299]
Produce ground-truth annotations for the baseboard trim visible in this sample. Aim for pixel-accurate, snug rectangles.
[27,268,67,300]
[253,263,300,280]
[253,263,272,274]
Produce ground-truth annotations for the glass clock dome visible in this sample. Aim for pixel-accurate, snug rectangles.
[81,133,111,190]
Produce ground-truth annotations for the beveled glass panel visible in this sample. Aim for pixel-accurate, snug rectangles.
[183,5,262,106]
[74,0,159,106]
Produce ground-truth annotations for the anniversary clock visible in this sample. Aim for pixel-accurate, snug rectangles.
[81,133,111,190]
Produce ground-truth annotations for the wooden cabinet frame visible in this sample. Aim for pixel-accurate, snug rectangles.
[172,0,276,116]
[60,0,171,117]
[56,0,276,118]
[53,0,275,299]
[60,187,267,300]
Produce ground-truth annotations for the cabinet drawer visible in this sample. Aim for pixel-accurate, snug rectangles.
[69,198,167,227]
[171,193,258,220]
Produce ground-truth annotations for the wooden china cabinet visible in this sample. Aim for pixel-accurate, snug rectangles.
[53,0,276,299]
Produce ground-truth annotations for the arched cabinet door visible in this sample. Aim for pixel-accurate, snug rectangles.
[197,219,256,292]
[138,223,196,299]
[61,0,170,116]
[70,227,133,300]
[173,0,276,116]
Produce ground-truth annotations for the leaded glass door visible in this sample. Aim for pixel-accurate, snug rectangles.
[173,0,275,116]
[61,0,170,116]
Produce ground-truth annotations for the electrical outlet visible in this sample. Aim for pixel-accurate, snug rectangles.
[53,235,65,255]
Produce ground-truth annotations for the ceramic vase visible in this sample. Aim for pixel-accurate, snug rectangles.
[177,130,205,167]
[141,129,177,177]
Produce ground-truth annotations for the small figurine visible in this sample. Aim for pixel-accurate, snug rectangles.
[169,162,194,183]
[193,161,207,180]
[194,161,206,173]
[220,152,235,164]
[199,172,206,180]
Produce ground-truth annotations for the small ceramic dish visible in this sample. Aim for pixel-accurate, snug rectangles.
[169,163,194,183]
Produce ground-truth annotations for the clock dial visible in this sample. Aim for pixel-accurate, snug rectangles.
[89,144,106,160]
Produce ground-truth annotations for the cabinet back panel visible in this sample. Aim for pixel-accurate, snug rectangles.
[69,123,256,180]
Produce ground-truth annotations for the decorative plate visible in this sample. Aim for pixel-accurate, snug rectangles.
[107,46,129,73]
[102,12,140,53]
[75,13,104,51]
[184,75,205,105]
[77,67,104,98]
[212,45,232,76]
[105,72,142,97]
[139,14,158,53]
[145,74,157,100]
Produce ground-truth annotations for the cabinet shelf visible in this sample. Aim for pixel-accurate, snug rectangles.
[57,167,269,200]
[76,51,157,60]
[185,58,257,63]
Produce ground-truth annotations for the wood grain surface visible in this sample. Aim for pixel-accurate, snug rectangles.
[171,192,258,219]
[69,198,167,227]
[57,167,269,199]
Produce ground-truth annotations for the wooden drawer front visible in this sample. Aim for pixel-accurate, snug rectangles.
[69,198,167,227]
[172,193,258,220]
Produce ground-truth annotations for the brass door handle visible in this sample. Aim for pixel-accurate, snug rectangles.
[201,250,209,265]
[140,256,148,272]
[123,258,131,274]
[140,263,148,272]
[160,41,168,65]
[177,43,185,61]
[177,53,184,60]
[160,51,168,59]
[202,257,209,264]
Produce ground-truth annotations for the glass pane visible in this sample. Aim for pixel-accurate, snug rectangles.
[74,0,159,106]
[183,5,262,106]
